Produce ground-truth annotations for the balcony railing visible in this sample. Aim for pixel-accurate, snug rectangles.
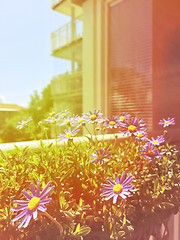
[51,70,82,97]
[51,16,83,52]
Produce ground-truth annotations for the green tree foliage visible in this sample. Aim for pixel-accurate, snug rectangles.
[28,84,53,124]
[0,84,53,143]
[0,111,32,143]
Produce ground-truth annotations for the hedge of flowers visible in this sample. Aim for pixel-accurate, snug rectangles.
[0,110,179,240]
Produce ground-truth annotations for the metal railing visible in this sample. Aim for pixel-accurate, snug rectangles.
[51,70,82,97]
[51,16,83,52]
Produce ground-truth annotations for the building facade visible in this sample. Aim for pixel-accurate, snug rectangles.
[51,0,180,133]
[51,0,83,115]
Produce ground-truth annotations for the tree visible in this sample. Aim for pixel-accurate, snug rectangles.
[0,84,54,143]
[28,84,53,124]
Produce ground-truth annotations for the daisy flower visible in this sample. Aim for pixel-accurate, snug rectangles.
[83,109,104,124]
[100,172,134,204]
[135,131,147,141]
[103,116,120,129]
[90,148,111,164]
[56,110,69,119]
[60,116,73,126]
[149,135,165,146]
[58,127,79,142]
[44,115,60,124]
[141,142,162,162]
[119,117,146,136]
[11,181,54,229]
[71,116,86,127]
[118,112,130,122]
[159,118,175,127]
[16,117,32,129]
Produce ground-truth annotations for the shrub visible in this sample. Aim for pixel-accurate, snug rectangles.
[0,111,179,240]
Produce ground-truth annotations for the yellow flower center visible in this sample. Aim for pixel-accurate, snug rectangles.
[128,125,137,133]
[120,116,125,120]
[23,121,27,125]
[78,118,84,124]
[165,121,169,124]
[148,150,155,156]
[109,121,115,125]
[97,154,104,160]
[137,133,143,138]
[90,114,97,120]
[113,184,123,193]
[153,140,158,145]
[28,197,40,211]
[51,118,56,122]
[61,113,65,116]
[65,133,72,138]
[65,120,69,123]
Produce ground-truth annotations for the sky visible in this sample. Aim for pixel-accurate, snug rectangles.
[0,0,70,107]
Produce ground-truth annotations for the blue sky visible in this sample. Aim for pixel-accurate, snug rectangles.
[0,0,70,107]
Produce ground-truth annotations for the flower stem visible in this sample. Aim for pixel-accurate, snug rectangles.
[42,211,63,236]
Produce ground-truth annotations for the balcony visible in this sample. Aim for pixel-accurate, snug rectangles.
[51,17,82,61]
[51,0,82,17]
[51,70,82,99]
[71,0,85,6]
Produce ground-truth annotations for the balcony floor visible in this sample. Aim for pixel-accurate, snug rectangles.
[52,38,82,62]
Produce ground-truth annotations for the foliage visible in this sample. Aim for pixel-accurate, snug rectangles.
[28,84,53,124]
[0,84,53,143]
[0,111,33,143]
[0,111,179,240]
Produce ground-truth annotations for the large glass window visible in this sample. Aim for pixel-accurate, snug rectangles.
[109,0,180,130]
[109,0,153,128]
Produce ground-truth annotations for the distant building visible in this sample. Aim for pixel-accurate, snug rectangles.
[0,103,24,129]
[50,0,180,140]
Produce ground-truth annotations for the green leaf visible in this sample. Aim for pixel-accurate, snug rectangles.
[82,184,88,189]
[75,223,81,233]
[118,231,125,236]
[78,226,91,236]
[123,215,126,226]
[59,195,65,209]
[79,198,83,207]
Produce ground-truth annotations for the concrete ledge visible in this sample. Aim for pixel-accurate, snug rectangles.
[0,133,127,152]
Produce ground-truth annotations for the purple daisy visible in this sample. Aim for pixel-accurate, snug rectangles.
[60,116,73,126]
[141,142,162,162]
[148,135,165,146]
[58,127,79,142]
[56,110,69,119]
[159,117,175,127]
[100,172,134,204]
[44,115,60,124]
[11,181,55,229]
[16,117,32,129]
[83,109,104,124]
[118,112,130,122]
[71,115,86,127]
[135,131,147,141]
[103,116,120,129]
[90,148,111,164]
[119,117,146,136]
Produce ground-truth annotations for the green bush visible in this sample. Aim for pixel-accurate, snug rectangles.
[0,111,179,240]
